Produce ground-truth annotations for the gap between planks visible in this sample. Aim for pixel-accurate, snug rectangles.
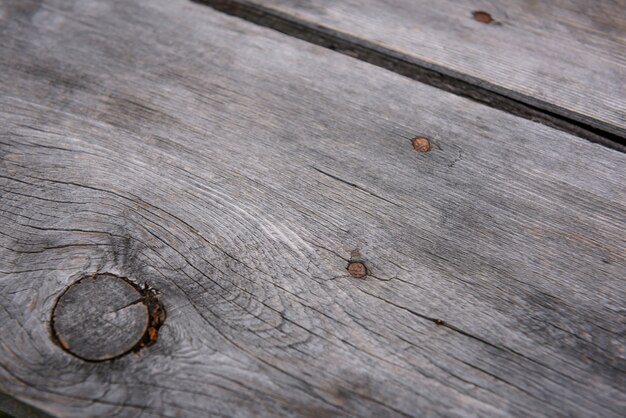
[192,0,626,152]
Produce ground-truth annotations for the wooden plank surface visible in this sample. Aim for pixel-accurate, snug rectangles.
[1,0,625,416]
[199,0,626,138]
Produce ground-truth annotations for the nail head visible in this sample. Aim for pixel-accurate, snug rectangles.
[473,11,493,24]
[347,261,368,278]
[412,137,431,153]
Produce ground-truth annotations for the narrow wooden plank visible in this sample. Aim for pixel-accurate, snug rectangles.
[1,0,625,417]
[199,0,626,138]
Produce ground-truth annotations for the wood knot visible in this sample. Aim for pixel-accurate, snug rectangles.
[51,273,165,361]
[472,11,493,24]
[412,137,431,152]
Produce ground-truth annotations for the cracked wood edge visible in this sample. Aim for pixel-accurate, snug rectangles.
[0,0,625,417]
[196,0,626,140]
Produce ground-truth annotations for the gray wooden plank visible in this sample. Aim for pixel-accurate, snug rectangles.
[199,0,626,138]
[1,0,625,417]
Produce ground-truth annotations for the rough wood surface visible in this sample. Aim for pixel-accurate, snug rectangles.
[51,273,149,361]
[200,0,626,138]
[1,0,625,417]
[0,392,54,418]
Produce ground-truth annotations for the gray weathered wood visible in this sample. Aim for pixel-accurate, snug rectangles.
[1,0,625,417]
[51,273,149,361]
[203,0,626,137]
[0,392,54,418]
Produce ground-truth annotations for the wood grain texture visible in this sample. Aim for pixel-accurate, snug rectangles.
[201,0,626,138]
[0,0,625,417]
[1,389,55,418]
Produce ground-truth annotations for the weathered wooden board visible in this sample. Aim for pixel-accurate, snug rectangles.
[1,0,625,417]
[199,0,626,138]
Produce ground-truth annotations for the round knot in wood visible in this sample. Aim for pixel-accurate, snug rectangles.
[51,273,164,361]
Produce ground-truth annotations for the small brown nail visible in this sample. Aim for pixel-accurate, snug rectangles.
[472,11,493,24]
[435,319,445,326]
[347,261,368,278]
[412,137,431,153]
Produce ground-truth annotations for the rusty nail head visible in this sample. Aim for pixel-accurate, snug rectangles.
[473,11,493,24]
[412,137,431,152]
[347,261,368,278]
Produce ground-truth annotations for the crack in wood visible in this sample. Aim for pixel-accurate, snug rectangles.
[312,166,401,207]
